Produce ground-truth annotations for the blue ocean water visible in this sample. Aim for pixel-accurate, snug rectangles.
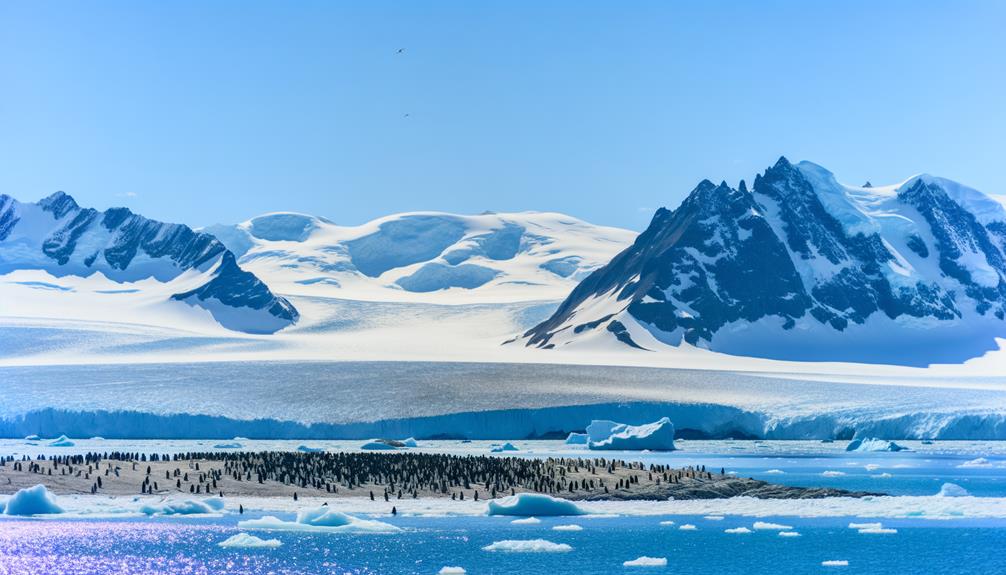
[1,514,1004,574]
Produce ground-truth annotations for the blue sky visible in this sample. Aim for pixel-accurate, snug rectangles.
[1,1,1003,230]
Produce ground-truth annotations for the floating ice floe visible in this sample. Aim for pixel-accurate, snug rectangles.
[23,434,40,441]
[703,515,724,520]
[957,457,992,468]
[659,520,675,526]
[552,524,583,531]
[47,435,75,447]
[214,442,243,449]
[587,417,676,451]
[487,493,586,517]
[482,539,572,553]
[724,527,752,534]
[218,533,282,548]
[361,441,398,451]
[239,507,400,533]
[296,445,324,453]
[822,471,846,477]
[623,556,668,567]
[141,497,225,516]
[779,531,801,537]
[438,567,466,574]
[565,432,588,445]
[822,560,849,567]
[678,524,697,531]
[845,438,907,452]
[848,522,882,530]
[937,483,970,497]
[765,469,785,474]
[401,437,419,448]
[858,527,897,534]
[511,516,541,524]
[753,521,793,530]
[490,442,519,453]
[1,484,63,516]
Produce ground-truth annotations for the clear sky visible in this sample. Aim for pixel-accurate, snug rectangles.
[1,1,1003,231]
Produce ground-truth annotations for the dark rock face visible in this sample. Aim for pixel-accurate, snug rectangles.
[0,191,298,332]
[525,157,1006,361]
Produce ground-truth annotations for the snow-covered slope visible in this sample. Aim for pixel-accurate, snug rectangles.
[523,158,1006,365]
[203,211,636,303]
[0,192,297,333]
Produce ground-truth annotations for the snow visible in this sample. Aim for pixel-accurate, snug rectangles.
[1,484,63,516]
[438,567,466,574]
[510,517,541,525]
[486,494,586,517]
[552,524,583,531]
[752,521,792,530]
[937,483,970,497]
[238,507,399,533]
[846,438,907,452]
[47,434,74,447]
[140,497,224,516]
[481,539,572,553]
[588,417,676,451]
[217,533,282,549]
[623,556,668,567]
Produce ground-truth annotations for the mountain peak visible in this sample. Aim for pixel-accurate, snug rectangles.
[38,191,80,219]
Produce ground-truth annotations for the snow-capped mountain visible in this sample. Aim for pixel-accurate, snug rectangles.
[522,157,1006,365]
[0,192,297,333]
[204,211,636,303]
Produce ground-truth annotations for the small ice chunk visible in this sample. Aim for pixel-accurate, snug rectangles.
[511,517,541,525]
[401,437,419,448]
[48,435,75,447]
[659,520,675,526]
[957,457,991,468]
[141,498,224,516]
[937,483,970,497]
[487,494,586,517]
[239,507,399,533]
[822,560,849,567]
[765,469,785,474]
[678,524,697,531]
[218,533,282,548]
[565,432,588,445]
[845,438,906,452]
[482,539,572,553]
[23,434,41,441]
[704,515,724,521]
[361,441,397,450]
[623,556,668,567]
[822,471,846,477]
[848,522,882,530]
[214,442,243,449]
[297,445,324,453]
[725,527,752,534]
[438,568,466,574]
[858,527,897,534]
[779,531,801,537]
[552,524,583,531]
[753,521,793,530]
[491,442,519,453]
[2,485,63,516]
[588,417,676,451]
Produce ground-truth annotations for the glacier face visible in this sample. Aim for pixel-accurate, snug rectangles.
[203,211,637,304]
[0,192,297,333]
[523,158,1006,365]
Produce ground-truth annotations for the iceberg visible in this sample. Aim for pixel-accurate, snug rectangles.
[753,521,792,530]
[552,524,583,531]
[239,507,399,533]
[2,484,63,516]
[486,493,586,517]
[587,417,676,451]
[481,539,572,553]
[47,434,75,447]
[490,442,519,452]
[402,437,419,447]
[624,556,668,567]
[564,432,588,445]
[214,442,243,449]
[361,441,398,450]
[937,483,970,497]
[438,568,466,574]
[845,438,907,452]
[23,434,40,441]
[141,497,225,516]
[296,445,324,453]
[218,533,282,549]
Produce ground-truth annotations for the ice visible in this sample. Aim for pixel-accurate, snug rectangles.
[361,441,397,450]
[213,442,242,449]
[510,517,541,525]
[486,494,586,517]
[765,469,785,474]
[587,417,676,451]
[217,532,282,549]
[846,438,907,452]
[937,483,970,497]
[703,515,724,520]
[239,507,400,533]
[396,263,499,292]
[957,457,992,468]
[564,432,588,445]
[623,556,668,567]
[752,521,792,530]
[490,442,519,452]
[47,434,74,447]
[23,434,40,441]
[779,531,801,537]
[438,567,466,574]
[659,520,675,526]
[1,484,63,516]
[822,560,849,567]
[848,522,883,530]
[552,524,583,531]
[724,527,752,534]
[859,527,898,534]
[140,497,224,516]
[401,437,419,447]
[481,539,572,553]
[822,471,846,477]
[678,524,697,531]
[297,445,324,453]
[585,420,620,442]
